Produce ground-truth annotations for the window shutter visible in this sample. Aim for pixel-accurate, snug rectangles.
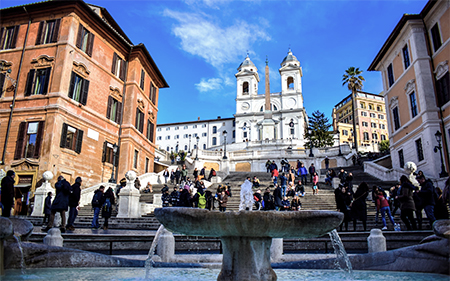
[51,19,60,43]
[42,67,51,95]
[34,121,45,158]
[60,123,68,148]
[24,69,35,96]
[111,53,117,74]
[114,146,120,167]
[86,33,94,57]
[0,72,5,97]
[35,21,44,45]
[116,101,123,124]
[135,108,139,130]
[139,111,144,133]
[80,79,89,105]
[68,72,76,99]
[106,96,112,120]
[146,121,150,140]
[75,24,83,49]
[10,25,19,49]
[0,27,4,49]
[14,122,27,160]
[119,60,127,81]
[102,141,107,162]
[75,129,83,154]
[140,69,145,90]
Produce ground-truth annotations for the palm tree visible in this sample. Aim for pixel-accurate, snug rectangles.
[342,67,365,153]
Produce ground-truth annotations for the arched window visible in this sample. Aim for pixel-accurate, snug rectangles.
[212,137,217,146]
[243,82,249,94]
[184,145,188,150]
[212,126,217,134]
[287,77,294,89]
[260,104,278,111]
[203,144,206,149]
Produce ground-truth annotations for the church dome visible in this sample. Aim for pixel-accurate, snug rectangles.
[280,49,299,66]
[237,54,256,71]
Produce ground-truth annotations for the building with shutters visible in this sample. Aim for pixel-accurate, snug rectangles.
[368,0,449,180]
[0,0,168,192]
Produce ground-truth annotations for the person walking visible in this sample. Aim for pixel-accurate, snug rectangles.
[375,188,398,230]
[91,185,105,230]
[299,164,308,185]
[416,174,436,228]
[312,172,319,195]
[102,187,115,230]
[1,170,15,217]
[43,192,52,224]
[308,163,316,184]
[398,175,417,230]
[66,177,82,231]
[350,182,369,231]
[42,175,70,232]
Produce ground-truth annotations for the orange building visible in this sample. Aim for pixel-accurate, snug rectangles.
[0,0,168,191]
[368,0,449,180]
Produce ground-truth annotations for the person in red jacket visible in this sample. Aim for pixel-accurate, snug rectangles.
[375,188,398,230]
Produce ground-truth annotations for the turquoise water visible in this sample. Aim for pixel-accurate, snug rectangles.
[2,268,448,281]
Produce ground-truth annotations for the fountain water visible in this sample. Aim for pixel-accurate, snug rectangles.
[145,224,165,278]
[12,235,25,275]
[328,229,353,279]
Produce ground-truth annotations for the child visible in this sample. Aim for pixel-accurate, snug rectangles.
[312,172,319,195]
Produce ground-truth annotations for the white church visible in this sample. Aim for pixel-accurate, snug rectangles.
[156,49,309,153]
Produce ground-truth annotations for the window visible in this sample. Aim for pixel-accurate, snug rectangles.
[183,134,188,138]
[147,120,154,142]
[202,133,207,137]
[203,144,206,149]
[24,68,51,96]
[60,123,83,153]
[193,125,197,128]
[290,128,294,135]
[372,133,378,140]
[260,104,278,111]
[233,130,235,138]
[342,130,348,136]
[0,72,5,97]
[415,138,424,162]
[243,132,248,138]
[430,23,442,52]
[287,77,294,89]
[193,133,198,137]
[363,132,369,141]
[387,63,394,87]
[135,108,144,133]
[381,135,386,141]
[409,91,418,117]
[14,121,45,159]
[68,72,89,105]
[174,135,179,139]
[183,125,188,129]
[75,24,94,56]
[377,106,382,112]
[102,142,118,166]
[165,136,170,140]
[398,149,405,168]
[157,128,161,131]
[140,69,145,90]
[149,82,157,104]
[111,52,126,81]
[360,102,365,109]
[35,19,60,45]
[436,72,449,107]
[157,136,162,141]
[202,124,207,128]
[0,25,19,50]
[166,147,169,152]
[133,150,138,169]
[145,158,149,173]
[166,127,170,131]
[369,104,373,110]
[371,123,377,128]
[243,82,249,94]
[402,44,410,69]
[378,114,384,119]
[361,111,367,117]
[362,122,368,127]
[106,96,122,123]
[212,137,217,146]
[379,124,386,130]
[392,107,400,130]
[369,113,376,118]
[175,126,179,130]
[212,126,217,134]
[184,145,187,150]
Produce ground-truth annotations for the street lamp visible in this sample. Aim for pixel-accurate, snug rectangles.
[188,134,192,155]
[176,141,179,153]
[337,129,342,156]
[434,130,448,178]
[109,143,118,183]
[195,136,200,160]
[223,130,228,159]
[308,129,314,157]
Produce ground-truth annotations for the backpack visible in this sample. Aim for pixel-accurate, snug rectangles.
[198,192,206,209]
[102,198,111,213]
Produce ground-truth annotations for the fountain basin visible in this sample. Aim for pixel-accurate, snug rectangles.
[154,208,343,281]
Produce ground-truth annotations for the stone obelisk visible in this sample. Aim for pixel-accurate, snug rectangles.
[261,56,276,140]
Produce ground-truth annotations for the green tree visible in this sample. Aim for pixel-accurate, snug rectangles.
[379,140,390,153]
[304,110,334,148]
[342,67,365,152]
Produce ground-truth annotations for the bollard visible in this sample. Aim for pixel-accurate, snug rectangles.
[156,226,175,262]
[43,228,64,247]
[367,228,386,253]
[270,238,283,262]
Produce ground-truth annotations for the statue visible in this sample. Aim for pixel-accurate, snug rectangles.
[239,178,254,211]
[404,162,420,188]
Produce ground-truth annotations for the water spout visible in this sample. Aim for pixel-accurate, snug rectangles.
[328,229,353,279]
[12,235,25,274]
[145,224,165,279]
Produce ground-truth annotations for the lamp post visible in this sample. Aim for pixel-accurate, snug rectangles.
[223,130,228,159]
[337,129,342,156]
[195,136,200,160]
[188,134,192,155]
[176,141,179,153]
[434,130,448,178]
[308,129,314,157]
[109,143,118,183]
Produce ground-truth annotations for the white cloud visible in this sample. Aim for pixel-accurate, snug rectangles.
[163,9,270,69]
[195,77,223,92]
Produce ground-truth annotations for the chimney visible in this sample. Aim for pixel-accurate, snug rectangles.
[198,117,200,121]
[217,116,221,119]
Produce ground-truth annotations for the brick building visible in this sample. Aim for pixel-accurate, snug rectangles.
[368,0,449,180]
[0,0,168,192]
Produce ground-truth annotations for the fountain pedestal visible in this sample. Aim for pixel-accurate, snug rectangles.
[154,208,343,281]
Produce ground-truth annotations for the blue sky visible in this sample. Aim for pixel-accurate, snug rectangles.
[2,0,429,124]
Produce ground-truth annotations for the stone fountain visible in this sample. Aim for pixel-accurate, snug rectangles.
[154,208,343,281]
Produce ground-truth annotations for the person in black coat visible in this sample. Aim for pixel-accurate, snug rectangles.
[263,187,275,210]
[66,177,82,231]
[42,175,70,232]
[180,187,192,207]
[102,187,115,229]
[91,185,105,229]
[1,170,15,217]
[43,192,53,224]
[335,186,352,231]
[350,182,369,231]
[273,185,283,211]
